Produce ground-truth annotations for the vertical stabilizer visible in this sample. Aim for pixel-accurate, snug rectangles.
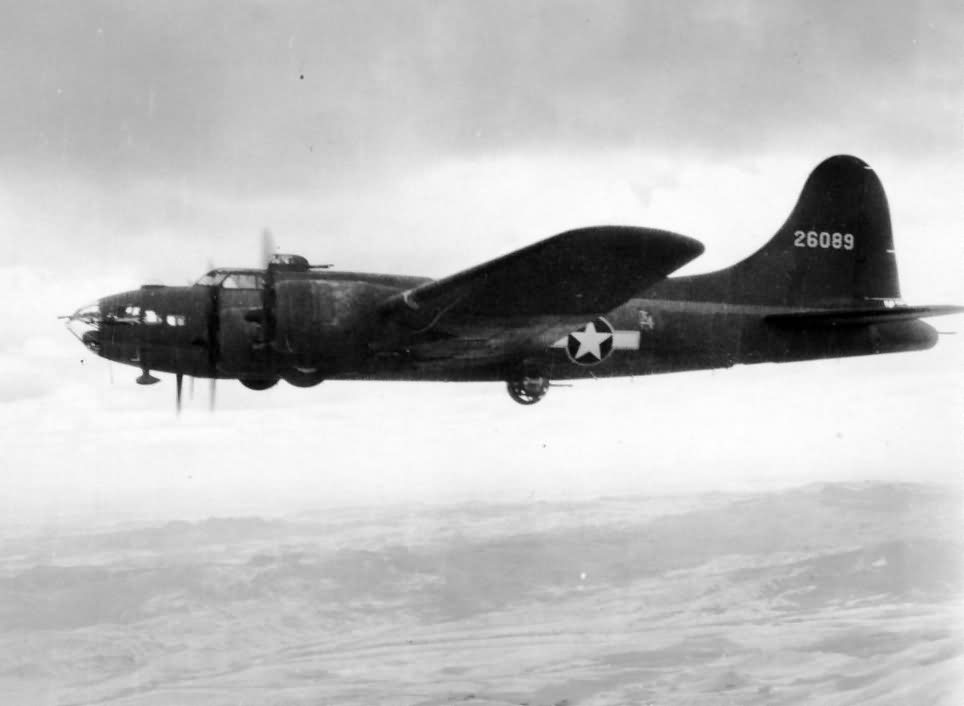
[665,156,901,307]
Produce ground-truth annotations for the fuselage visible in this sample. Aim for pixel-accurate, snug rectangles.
[68,269,939,386]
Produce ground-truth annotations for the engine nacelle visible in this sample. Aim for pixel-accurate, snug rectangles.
[272,279,393,367]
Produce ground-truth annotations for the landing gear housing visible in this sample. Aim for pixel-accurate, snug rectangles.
[239,376,279,391]
[281,368,326,388]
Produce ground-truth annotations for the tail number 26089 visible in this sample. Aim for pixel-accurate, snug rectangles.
[793,230,855,250]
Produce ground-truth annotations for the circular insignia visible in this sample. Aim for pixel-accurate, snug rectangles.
[566,317,615,366]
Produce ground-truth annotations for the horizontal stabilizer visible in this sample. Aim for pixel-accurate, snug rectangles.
[766,305,964,328]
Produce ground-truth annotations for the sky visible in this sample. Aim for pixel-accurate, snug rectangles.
[0,1,962,528]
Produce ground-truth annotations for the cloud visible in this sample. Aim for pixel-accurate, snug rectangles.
[0,2,962,528]
[1,1,960,196]
[3,1,961,283]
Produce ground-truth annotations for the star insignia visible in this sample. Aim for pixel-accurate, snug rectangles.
[566,318,614,364]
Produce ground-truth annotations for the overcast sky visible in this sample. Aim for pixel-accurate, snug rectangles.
[1,1,962,529]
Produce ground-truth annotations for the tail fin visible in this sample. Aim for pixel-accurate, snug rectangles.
[673,155,901,307]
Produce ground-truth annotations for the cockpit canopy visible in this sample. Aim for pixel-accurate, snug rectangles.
[193,269,265,289]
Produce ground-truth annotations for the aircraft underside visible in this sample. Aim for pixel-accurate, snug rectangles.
[338,311,940,383]
[81,301,940,397]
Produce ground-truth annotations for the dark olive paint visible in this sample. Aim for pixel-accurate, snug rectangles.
[66,156,962,405]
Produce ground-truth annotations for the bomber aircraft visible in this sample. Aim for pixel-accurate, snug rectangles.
[66,155,962,408]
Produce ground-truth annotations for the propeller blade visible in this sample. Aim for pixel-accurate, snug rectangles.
[261,228,275,268]
[189,375,195,401]
[175,373,183,415]
[209,377,217,412]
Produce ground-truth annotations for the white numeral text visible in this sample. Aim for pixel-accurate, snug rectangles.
[793,230,854,250]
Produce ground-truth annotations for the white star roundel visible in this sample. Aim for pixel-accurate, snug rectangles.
[566,317,615,365]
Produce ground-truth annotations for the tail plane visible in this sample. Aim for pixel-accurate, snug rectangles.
[666,155,962,323]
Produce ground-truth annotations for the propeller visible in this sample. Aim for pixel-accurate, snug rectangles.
[261,228,276,269]
[173,229,274,414]
[258,227,277,371]
[173,375,214,414]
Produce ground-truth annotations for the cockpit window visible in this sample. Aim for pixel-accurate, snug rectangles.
[221,273,263,289]
[195,270,264,288]
[194,271,226,287]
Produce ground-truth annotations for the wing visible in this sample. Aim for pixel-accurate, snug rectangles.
[381,226,703,322]
[377,226,703,363]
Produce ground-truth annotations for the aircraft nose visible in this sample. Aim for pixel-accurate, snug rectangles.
[65,300,103,353]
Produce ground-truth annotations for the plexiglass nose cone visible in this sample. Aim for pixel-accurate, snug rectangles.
[66,301,103,353]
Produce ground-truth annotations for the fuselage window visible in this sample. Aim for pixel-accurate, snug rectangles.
[144,310,161,325]
[165,314,187,326]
